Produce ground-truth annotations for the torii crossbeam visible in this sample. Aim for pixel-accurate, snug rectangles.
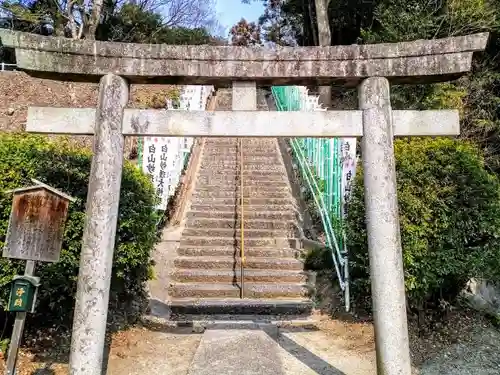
[26,105,459,138]
[0,29,489,375]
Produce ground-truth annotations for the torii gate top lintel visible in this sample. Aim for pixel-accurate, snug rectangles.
[0,30,489,86]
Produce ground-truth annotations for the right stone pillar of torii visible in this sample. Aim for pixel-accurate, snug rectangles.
[0,29,489,375]
[359,77,410,373]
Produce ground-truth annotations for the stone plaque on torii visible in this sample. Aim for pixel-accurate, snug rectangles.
[0,30,488,375]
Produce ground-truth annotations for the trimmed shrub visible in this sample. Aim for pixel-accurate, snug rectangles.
[346,138,500,311]
[0,133,159,328]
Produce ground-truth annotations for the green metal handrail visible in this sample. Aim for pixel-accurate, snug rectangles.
[271,86,347,291]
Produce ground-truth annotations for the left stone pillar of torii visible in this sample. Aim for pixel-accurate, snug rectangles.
[69,74,129,375]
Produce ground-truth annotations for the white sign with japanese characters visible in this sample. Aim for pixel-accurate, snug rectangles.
[141,85,214,210]
[340,138,357,217]
[142,137,183,210]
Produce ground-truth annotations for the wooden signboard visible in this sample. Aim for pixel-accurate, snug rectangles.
[3,179,76,263]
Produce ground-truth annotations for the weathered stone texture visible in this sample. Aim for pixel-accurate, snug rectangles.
[1,30,487,61]
[0,30,488,85]
[359,77,411,375]
[69,74,128,375]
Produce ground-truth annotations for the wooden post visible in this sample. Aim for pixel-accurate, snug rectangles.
[5,261,35,375]
[3,180,75,375]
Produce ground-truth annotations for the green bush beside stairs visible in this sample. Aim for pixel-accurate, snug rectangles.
[346,138,500,311]
[0,133,159,329]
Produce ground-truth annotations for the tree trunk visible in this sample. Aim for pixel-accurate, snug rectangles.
[315,0,332,108]
[86,0,104,40]
[306,0,318,46]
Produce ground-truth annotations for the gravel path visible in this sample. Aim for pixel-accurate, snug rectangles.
[418,326,500,375]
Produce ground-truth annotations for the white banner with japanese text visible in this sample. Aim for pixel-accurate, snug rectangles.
[340,138,357,217]
[140,85,214,210]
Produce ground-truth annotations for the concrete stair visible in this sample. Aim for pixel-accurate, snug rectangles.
[170,283,311,299]
[172,269,309,283]
[169,88,314,318]
[189,204,298,213]
[186,218,298,230]
[190,197,298,206]
[174,256,304,270]
[186,210,296,220]
[195,181,290,189]
[197,170,285,178]
[192,189,291,199]
[180,236,297,247]
[169,298,313,316]
[176,246,301,258]
[182,228,299,238]
[196,175,286,184]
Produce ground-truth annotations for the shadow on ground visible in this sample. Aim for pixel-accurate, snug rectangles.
[273,329,346,375]
[147,297,347,375]
[32,367,55,375]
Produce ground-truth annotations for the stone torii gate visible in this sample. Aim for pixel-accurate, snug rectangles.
[0,30,488,375]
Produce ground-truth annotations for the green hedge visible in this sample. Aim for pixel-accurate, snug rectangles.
[346,138,500,310]
[0,133,159,328]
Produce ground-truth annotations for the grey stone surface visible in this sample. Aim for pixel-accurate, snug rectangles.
[105,327,201,375]
[0,30,488,84]
[180,236,296,247]
[173,256,303,270]
[187,326,378,375]
[393,110,459,136]
[1,30,487,60]
[188,328,284,375]
[27,106,363,136]
[177,246,299,257]
[359,77,412,375]
[232,81,257,110]
[147,225,184,321]
[68,73,128,375]
[462,278,500,317]
[172,268,308,283]
[27,106,459,137]
[186,217,296,230]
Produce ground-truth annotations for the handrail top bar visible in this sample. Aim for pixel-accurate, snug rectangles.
[0,30,489,85]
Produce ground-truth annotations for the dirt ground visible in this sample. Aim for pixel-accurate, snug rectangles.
[0,307,498,375]
[0,316,375,375]
[0,321,202,375]
[1,268,498,375]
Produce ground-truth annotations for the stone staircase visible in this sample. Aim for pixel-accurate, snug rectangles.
[168,89,315,317]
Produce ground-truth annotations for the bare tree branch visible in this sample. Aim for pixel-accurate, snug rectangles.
[87,0,103,39]
[5,0,218,39]
[132,0,216,29]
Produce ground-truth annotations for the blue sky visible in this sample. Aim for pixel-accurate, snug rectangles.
[215,0,264,37]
